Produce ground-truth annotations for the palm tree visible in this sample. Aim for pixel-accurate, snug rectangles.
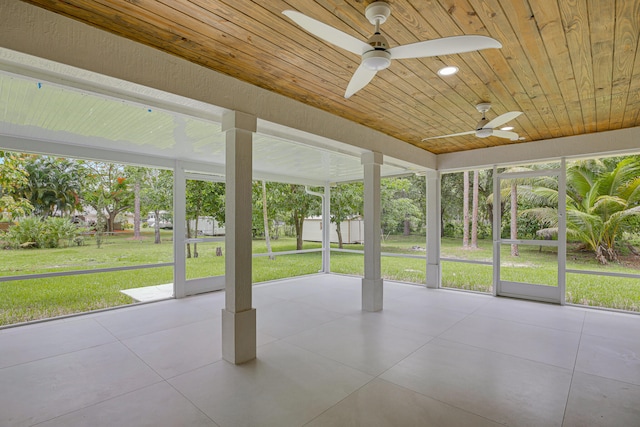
[524,157,640,264]
[19,156,83,218]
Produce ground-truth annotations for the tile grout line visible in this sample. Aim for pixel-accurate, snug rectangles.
[561,309,587,426]
[27,380,170,427]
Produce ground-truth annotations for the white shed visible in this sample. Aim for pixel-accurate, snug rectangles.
[189,216,225,236]
[302,216,364,244]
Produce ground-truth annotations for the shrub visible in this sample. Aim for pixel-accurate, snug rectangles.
[6,216,45,248]
[6,216,78,249]
[43,216,77,248]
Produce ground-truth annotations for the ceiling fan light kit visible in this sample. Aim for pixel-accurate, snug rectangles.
[362,50,392,71]
[283,1,502,98]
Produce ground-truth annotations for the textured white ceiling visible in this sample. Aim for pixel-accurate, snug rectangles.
[0,66,424,184]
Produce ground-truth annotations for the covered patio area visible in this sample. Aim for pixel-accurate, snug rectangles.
[2,2,640,425]
[2,273,639,426]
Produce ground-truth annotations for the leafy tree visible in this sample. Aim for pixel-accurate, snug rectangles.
[283,184,321,250]
[441,172,464,238]
[124,166,149,240]
[185,179,224,257]
[0,152,33,220]
[330,182,363,248]
[380,177,422,237]
[471,170,480,248]
[260,181,275,259]
[141,169,174,244]
[252,181,286,240]
[509,180,519,256]
[403,175,426,235]
[82,162,133,232]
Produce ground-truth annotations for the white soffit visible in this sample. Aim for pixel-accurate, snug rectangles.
[0,49,425,184]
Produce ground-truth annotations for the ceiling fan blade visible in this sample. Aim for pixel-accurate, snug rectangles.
[345,64,378,98]
[389,35,502,60]
[421,130,475,141]
[492,130,520,141]
[283,10,370,56]
[485,111,522,129]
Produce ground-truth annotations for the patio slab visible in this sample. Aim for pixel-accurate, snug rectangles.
[121,284,173,302]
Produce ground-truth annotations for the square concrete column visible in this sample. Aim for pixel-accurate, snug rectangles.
[221,111,256,364]
[426,170,441,288]
[361,151,383,312]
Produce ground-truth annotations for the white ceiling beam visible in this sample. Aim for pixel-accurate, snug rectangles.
[437,126,640,172]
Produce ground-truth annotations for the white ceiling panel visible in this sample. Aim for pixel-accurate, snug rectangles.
[0,66,424,184]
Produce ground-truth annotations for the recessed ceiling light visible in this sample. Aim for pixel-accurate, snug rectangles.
[437,66,458,76]
[501,126,514,131]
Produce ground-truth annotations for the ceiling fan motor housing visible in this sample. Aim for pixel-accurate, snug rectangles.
[365,1,391,25]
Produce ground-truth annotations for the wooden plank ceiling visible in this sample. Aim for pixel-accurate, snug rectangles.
[20,0,640,154]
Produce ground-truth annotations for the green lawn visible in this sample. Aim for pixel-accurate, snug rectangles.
[1,232,639,325]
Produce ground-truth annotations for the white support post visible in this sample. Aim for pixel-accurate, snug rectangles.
[425,170,440,288]
[361,151,383,311]
[305,185,331,273]
[173,160,187,298]
[492,165,500,296]
[221,111,256,364]
[558,158,567,305]
[323,183,331,273]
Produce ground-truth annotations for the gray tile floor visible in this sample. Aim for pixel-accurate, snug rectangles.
[1,274,639,426]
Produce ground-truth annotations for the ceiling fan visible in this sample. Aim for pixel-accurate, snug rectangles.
[283,1,501,98]
[422,103,523,141]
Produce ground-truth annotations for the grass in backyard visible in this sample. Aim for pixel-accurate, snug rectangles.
[1,233,639,326]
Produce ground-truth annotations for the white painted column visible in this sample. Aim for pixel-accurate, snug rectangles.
[492,166,500,296]
[305,185,331,273]
[425,170,441,289]
[221,111,256,364]
[323,183,331,273]
[361,151,383,311]
[173,160,187,298]
[558,158,567,304]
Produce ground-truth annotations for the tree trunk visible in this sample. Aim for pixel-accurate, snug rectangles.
[336,221,343,249]
[471,170,479,248]
[194,217,199,258]
[262,181,274,260]
[463,170,469,247]
[510,182,519,256]
[154,209,161,244]
[107,210,117,233]
[186,219,191,258]
[294,211,304,250]
[133,181,141,240]
[403,216,410,236]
